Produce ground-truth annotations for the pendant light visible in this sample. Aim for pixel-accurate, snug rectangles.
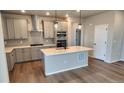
[78,10,82,29]
[54,10,58,29]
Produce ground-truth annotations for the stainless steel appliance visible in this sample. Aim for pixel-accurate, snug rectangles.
[56,31,67,49]
[57,40,67,49]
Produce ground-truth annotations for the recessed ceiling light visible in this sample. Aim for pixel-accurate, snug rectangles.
[76,10,80,12]
[65,13,69,18]
[46,12,50,16]
[21,10,26,13]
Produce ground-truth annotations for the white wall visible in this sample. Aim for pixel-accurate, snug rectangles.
[67,17,85,46]
[84,11,115,62]
[0,12,9,83]
[111,11,124,62]
[84,10,124,63]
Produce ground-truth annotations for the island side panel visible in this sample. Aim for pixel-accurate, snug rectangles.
[43,51,88,76]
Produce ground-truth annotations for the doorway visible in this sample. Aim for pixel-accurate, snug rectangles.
[76,29,81,46]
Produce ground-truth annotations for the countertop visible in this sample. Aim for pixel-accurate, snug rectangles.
[41,46,93,56]
[5,44,56,53]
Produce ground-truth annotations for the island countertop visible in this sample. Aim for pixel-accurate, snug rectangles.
[41,46,92,56]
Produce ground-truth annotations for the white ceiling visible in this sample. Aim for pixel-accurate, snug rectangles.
[2,10,108,18]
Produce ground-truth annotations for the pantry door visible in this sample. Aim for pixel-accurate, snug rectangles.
[93,24,108,61]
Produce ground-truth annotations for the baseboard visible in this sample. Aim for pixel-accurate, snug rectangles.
[104,59,121,63]
[120,59,124,61]
[45,64,88,76]
[89,56,121,63]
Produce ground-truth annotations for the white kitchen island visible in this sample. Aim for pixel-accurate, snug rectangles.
[41,46,92,76]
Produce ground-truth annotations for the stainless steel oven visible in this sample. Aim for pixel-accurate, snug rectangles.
[57,40,67,49]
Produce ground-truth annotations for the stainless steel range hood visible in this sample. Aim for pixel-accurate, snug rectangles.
[31,15,42,32]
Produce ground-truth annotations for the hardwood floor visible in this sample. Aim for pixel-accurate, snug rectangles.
[9,58,124,83]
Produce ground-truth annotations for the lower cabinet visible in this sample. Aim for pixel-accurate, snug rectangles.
[23,48,31,62]
[6,50,16,71]
[15,48,31,63]
[15,48,23,62]
[6,46,55,71]
[15,47,43,63]
[31,47,43,60]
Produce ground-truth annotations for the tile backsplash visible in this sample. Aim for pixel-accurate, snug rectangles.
[5,31,55,47]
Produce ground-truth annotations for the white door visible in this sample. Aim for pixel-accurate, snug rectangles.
[93,24,108,60]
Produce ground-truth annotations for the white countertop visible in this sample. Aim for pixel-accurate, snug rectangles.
[41,46,93,56]
[5,44,56,53]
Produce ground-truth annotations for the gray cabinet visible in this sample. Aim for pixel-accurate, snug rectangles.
[57,22,68,31]
[14,19,28,39]
[31,47,43,60]
[23,48,31,61]
[6,50,16,71]
[15,48,23,62]
[44,21,54,38]
[6,19,15,39]
[15,48,31,63]
[6,18,28,40]
[2,17,8,40]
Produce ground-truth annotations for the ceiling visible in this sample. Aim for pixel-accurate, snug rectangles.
[2,10,108,18]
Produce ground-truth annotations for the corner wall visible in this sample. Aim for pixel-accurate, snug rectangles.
[111,11,124,62]
[0,12,9,83]
[84,11,115,62]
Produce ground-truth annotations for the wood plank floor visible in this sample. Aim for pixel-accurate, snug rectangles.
[9,58,124,83]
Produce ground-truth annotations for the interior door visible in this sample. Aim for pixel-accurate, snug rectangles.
[93,24,108,60]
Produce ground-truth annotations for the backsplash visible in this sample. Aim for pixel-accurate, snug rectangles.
[5,31,55,47]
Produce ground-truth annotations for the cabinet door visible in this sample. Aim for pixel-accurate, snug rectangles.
[10,50,16,70]
[58,22,67,31]
[2,17,8,40]
[23,48,31,61]
[15,48,23,62]
[31,47,38,60]
[6,53,11,71]
[20,19,28,39]
[37,47,43,59]
[44,21,54,38]
[6,19,15,39]
[6,50,16,71]
[14,19,28,39]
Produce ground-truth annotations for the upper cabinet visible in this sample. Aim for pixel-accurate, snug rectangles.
[57,22,68,31]
[6,19,15,39]
[3,18,28,40]
[2,17,8,40]
[14,19,28,39]
[44,21,54,38]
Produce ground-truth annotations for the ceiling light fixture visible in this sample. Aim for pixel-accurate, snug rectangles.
[76,10,80,12]
[66,13,69,18]
[46,12,50,16]
[21,10,26,13]
[78,10,82,29]
[54,10,58,29]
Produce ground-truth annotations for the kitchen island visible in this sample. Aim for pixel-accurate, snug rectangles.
[41,46,92,76]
